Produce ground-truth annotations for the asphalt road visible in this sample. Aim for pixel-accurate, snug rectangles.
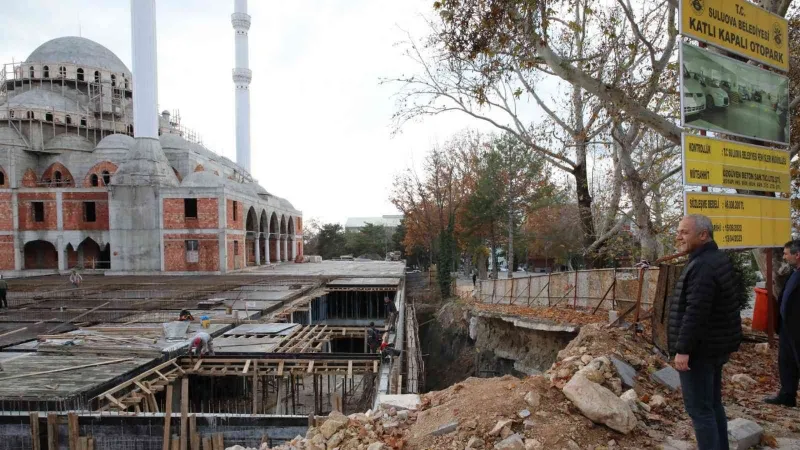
[687,99,788,143]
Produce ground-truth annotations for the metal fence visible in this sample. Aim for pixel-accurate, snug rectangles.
[475,268,660,311]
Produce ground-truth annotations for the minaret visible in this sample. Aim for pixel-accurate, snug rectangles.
[232,0,252,173]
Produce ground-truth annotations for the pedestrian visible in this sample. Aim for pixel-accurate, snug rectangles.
[472,269,477,287]
[0,275,7,309]
[69,269,82,288]
[384,296,397,331]
[188,331,215,359]
[669,214,742,450]
[763,239,800,408]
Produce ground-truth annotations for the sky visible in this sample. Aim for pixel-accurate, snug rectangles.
[0,0,497,225]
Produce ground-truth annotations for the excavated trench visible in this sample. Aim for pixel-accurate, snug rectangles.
[418,302,579,392]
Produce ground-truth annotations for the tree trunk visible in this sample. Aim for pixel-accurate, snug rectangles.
[616,137,661,261]
[573,162,598,267]
[507,188,514,279]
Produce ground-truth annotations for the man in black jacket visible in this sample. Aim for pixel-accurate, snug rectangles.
[764,240,800,407]
[669,214,742,450]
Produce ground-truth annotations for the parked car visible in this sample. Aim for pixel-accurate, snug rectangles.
[682,65,707,117]
[719,80,732,93]
[693,73,729,109]
[738,86,750,101]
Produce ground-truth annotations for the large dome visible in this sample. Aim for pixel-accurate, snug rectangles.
[26,37,131,76]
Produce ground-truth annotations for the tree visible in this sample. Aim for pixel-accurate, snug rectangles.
[346,223,390,258]
[316,223,348,260]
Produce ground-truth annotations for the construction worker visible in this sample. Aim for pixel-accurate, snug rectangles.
[0,275,7,309]
[179,309,195,322]
[189,331,215,358]
[367,322,381,353]
[69,269,83,288]
[384,296,397,331]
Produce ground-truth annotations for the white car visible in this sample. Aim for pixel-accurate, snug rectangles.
[682,66,706,117]
[693,73,729,109]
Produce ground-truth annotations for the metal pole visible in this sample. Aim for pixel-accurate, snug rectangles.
[766,249,775,346]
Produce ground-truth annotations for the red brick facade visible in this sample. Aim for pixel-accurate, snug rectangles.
[0,236,14,270]
[0,193,12,231]
[164,233,220,272]
[23,240,58,269]
[18,192,57,231]
[63,192,109,230]
[227,235,245,271]
[227,199,243,230]
[41,162,75,187]
[22,169,37,188]
[82,161,118,187]
[163,198,219,230]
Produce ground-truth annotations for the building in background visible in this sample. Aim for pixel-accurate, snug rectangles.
[344,214,402,233]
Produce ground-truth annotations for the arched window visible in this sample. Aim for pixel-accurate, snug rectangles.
[0,172,4,186]
[127,125,133,135]
[43,66,49,78]
[123,76,128,89]
[54,171,62,184]
[80,117,87,127]
[101,171,111,185]
[111,74,116,87]
[65,115,72,125]
[29,66,34,78]
[77,68,84,81]
[45,113,53,122]
[9,110,14,119]
[59,66,66,78]
[26,111,34,119]
[90,174,99,187]
[94,71,100,83]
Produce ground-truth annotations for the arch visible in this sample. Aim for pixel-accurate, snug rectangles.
[94,71,100,83]
[111,74,116,87]
[269,212,279,263]
[77,68,84,81]
[127,124,134,135]
[8,110,14,119]
[246,207,258,233]
[76,238,103,269]
[26,111,34,119]
[29,66,34,78]
[43,66,49,78]
[194,164,204,172]
[171,167,182,182]
[245,207,258,266]
[280,215,287,235]
[287,217,295,236]
[41,162,75,187]
[83,161,118,187]
[269,212,279,234]
[259,210,268,235]
[23,240,58,270]
[65,115,72,125]
[45,113,53,122]
[58,66,66,78]
[22,168,37,188]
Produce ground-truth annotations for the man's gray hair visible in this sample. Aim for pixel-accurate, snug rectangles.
[685,214,714,240]
[785,239,800,254]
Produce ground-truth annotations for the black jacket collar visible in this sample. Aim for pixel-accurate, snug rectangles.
[689,240,719,260]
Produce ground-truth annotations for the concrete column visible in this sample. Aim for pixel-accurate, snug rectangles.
[254,235,260,265]
[281,237,288,262]
[12,192,21,270]
[55,191,63,231]
[232,0,252,172]
[291,236,297,260]
[264,233,270,264]
[57,236,65,272]
[130,0,159,138]
[274,234,280,262]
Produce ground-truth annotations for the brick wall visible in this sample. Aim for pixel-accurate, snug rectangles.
[22,169,37,188]
[41,162,75,187]
[226,199,243,230]
[164,233,220,272]
[0,193,12,231]
[82,161,118,187]
[63,192,109,230]
[296,217,303,234]
[194,164,204,172]
[0,236,14,270]
[163,198,219,230]
[18,193,57,231]
[227,235,245,271]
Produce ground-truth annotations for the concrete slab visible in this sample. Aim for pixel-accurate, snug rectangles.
[327,278,401,287]
[727,418,763,450]
[243,261,406,278]
[224,323,299,336]
[610,356,638,389]
[378,394,421,411]
[651,366,681,391]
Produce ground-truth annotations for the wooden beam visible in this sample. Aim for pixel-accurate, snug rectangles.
[347,361,353,380]
[29,412,40,450]
[213,433,224,450]
[180,378,189,450]
[202,437,212,450]
[192,359,203,372]
[134,381,153,395]
[46,413,58,450]
[189,414,199,450]
[162,384,173,450]
[78,438,88,450]
[0,357,135,382]
[104,394,126,411]
[242,359,251,374]
[68,412,79,450]
[373,361,378,373]
[306,360,314,373]
[277,361,284,377]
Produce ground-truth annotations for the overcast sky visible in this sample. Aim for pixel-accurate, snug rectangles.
[0,0,496,225]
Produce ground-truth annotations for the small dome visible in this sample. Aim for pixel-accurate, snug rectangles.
[159,133,192,151]
[95,134,135,151]
[181,170,224,188]
[26,37,131,76]
[5,89,76,110]
[44,134,94,152]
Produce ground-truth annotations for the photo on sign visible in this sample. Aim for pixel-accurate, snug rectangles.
[680,43,790,145]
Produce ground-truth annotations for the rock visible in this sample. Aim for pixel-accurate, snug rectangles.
[620,389,639,412]
[518,409,531,419]
[608,378,623,396]
[432,420,459,436]
[387,407,397,416]
[566,440,581,450]
[581,354,594,364]
[610,356,638,389]
[524,391,541,408]
[730,374,757,389]
[562,373,638,434]
[326,430,344,449]
[383,420,400,429]
[523,419,536,429]
[657,438,695,450]
[500,426,513,439]
[462,419,478,430]
[524,439,543,450]
[319,414,348,439]
[558,368,573,379]
[578,367,606,384]
[396,410,409,421]
[466,437,486,449]
[378,394,421,411]
[494,434,525,450]
[648,395,666,409]
[651,366,681,391]
[754,342,770,354]
[367,443,386,450]
[489,419,515,436]
[727,418,763,450]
